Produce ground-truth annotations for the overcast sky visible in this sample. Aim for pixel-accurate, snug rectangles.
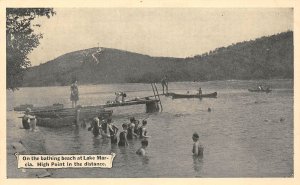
[28,8,293,66]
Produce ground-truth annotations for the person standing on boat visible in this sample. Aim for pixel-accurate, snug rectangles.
[70,80,79,108]
[118,123,129,147]
[192,132,203,157]
[161,76,168,95]
[198,88,202,95]
[107,118,119,144]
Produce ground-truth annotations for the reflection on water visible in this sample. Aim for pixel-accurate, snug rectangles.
[193,156,204,173]
[140,155,150,165]
[7,79,293,177]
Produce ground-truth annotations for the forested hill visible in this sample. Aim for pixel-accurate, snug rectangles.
[23,31,293,87]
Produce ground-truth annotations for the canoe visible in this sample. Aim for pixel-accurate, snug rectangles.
[171,92,217,99]
[248,89,272,93]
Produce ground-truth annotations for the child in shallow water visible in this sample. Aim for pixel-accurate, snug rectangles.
[136,140,148,156]
[192,132,204,157]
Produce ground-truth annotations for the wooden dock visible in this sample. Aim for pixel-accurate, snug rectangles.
[17,83,163,128]
[103,99,160,113]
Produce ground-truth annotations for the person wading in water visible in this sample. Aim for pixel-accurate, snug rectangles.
[107,118,119,145]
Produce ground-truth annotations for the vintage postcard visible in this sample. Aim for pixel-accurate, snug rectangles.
[1,0,299,185]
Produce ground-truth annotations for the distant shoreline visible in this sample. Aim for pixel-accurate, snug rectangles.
[18,78,293,89]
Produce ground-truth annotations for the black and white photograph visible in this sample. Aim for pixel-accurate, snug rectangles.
[3,1,296,181]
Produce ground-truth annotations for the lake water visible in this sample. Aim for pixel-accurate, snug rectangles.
[6,79,293,177]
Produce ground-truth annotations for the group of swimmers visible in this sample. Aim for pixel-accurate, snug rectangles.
[22,108,203,157]
[88,116,150,156]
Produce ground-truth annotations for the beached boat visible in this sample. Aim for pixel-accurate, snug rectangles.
[29,105,113,128]
[36,109,113,128]
[248,89,272,93]
[171,92,217,99]
[14,103,63,112]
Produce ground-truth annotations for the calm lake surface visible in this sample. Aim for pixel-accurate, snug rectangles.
[7,79,293,177]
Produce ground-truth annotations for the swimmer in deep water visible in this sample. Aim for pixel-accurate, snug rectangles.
[118,123,129,147]
[192,132,204,157]
[136,139,148,156]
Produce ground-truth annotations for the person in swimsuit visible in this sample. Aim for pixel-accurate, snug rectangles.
[139,120,150,139]
[70,80,79,108]
[161,76,168,94]
[136,140,148,156]
[127,117,138,139]
[98,116,108,135]
[22,108,32,129]
[107,118,119,144]
[133,119,140,135]
[118,123,129,147]
[192,132,204,157]
[198,88,202,95]
[91,117,100,137]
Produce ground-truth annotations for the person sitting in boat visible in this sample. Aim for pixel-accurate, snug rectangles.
[136,139,148,156]
[198,88,202,95]
[192,132,204,157]
[161,76,168,95]
[258,84,263,91]
[118,123,129,147]
[139,120,150,139]
[115,91,127,103]
[127,117,138,139]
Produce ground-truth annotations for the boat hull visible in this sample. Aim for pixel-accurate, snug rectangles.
[248,89,272,93]
[171,92,217,99]
[36,110,113,128]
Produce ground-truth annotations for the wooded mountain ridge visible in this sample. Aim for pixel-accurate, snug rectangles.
[23,31,293,87]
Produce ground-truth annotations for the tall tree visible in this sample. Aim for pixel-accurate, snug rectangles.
[6,8,55,90]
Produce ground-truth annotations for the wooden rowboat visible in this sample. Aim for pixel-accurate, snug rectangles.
[14,103,63,112]
[36,110,113,128]
[171,92,217,99]
[29,105,112,128]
